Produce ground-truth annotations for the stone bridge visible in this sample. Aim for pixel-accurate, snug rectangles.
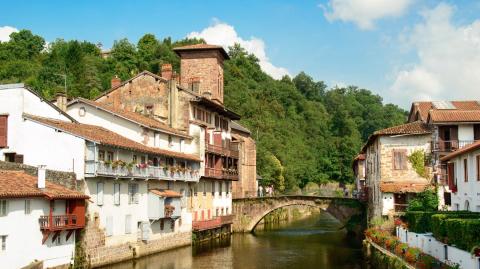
[232,195,365,233]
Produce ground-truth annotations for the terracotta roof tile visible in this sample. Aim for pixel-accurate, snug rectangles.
[441,140,480,161]
[374,121,432,136]
[24,114,200,162]
[149,189,182,198]
[380,182,431,193]
[410,101,480,122]
[173,44,229,59]
[71,98,191,139]
[428,110,480,123]
[0,170,89,199]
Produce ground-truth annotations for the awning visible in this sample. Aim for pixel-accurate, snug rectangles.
[380,182,431,193]
[149,189,182,198]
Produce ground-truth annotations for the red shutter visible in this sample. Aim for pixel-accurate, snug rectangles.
[0,115,7,148]
[447,162,457,192]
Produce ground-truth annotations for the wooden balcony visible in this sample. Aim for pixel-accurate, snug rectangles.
[192,215,234,231]
[204,168,239,180]
[433,140,477,152]
[39,214,83,231]
[206,143,239,158]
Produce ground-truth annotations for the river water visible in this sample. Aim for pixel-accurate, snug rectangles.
[102,212,367,269]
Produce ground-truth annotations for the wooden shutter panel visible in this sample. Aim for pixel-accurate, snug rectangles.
[0,116,7,148]
[477,155,480,181]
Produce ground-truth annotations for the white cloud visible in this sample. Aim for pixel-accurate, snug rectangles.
[390,3,480,107]
[187,21,290,79]
[0,26,18,42]
[321,0,413,30]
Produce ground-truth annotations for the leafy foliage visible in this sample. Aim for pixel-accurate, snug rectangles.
[406,190,438,212]
[408,150,429,178]
[0,30,407,191]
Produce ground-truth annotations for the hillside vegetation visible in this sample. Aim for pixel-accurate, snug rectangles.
[0,30,407,190]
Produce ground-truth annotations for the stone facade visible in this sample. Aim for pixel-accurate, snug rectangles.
[232,131,257,198]
[177,50,225,104]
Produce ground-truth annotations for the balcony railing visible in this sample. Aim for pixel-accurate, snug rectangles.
[39,214,82,231]
[192,214,234,231]
[394,204,408,213]
[206,143,239,158]
[205,167,239,180]
[86,161,200,181]
[433,140,477,152]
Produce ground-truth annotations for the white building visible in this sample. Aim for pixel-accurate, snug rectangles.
[441,141,480,212]
[0,169,88,269]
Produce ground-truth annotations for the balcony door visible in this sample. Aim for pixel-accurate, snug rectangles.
[439,126,458,151]
[474,124,480,141]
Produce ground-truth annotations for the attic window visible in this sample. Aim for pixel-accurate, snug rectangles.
[432,101,455,110]
[79,107,86,117]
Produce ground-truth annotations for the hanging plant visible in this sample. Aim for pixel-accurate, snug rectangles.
[408,150,429,178]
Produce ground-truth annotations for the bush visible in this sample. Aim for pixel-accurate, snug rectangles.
[406,190,438,212]
[404,211,480,234]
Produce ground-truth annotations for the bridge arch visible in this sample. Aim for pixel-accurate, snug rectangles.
[232,196,365,233]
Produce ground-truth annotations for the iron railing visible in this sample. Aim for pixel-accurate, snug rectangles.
[433,140,477,152]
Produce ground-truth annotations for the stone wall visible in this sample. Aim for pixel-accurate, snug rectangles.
[82,212,191,268]
[232,131,257,199]
[0,160,78,190]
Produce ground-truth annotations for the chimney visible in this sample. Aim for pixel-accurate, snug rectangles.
[55,93,67,111]
[111,75,121,88]
[38,165,46,189]
[161,64,173,80]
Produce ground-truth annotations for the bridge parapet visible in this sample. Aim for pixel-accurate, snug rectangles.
[232,195,365,233]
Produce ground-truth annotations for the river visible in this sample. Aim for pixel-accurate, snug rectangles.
[101,212,367,269]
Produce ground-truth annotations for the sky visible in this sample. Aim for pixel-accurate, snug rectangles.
[2,0,480,109]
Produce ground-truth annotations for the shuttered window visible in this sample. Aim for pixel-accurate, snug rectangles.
[477,155,480,181]
[464,159,468,182]
[393,150,407,170]
[0,115,7,148]
[97,182,104,206]
[106,216,113,236]
[125,215,132,234]
[114,183,121,205]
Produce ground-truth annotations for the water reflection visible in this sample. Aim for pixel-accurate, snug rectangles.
[101,213,366,269]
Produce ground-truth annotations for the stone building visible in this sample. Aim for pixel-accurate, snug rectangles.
[362,121,433,220]
[352,154,366,199]
[92,43,256,236]
[231,121,257,198]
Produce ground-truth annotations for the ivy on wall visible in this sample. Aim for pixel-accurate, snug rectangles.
[408,150,429,178]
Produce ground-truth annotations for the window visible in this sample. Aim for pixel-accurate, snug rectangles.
[179,139,184,152]
[0,235,6,251]
[393,150,407,170]
[168,135,173,148]
[219,182,223,194]
[167,181,173,190]
[194,185,198,196]
[128,183,139,204]
[98,150,105,161]
[114,183,121,205]
[133,155,137,163]
[0,115,8,148]
[24,200,31,215]
[211,181,215,195]
[464,158,468,182]
[79,107,86,117]
[97,182,104,206]
[0,200,7,216]
[107,152,114,162]
[477,156,480,181]
[106,216,113,236]
[203,181,207,196]
[125,215,132,234]
[226,182,230,194]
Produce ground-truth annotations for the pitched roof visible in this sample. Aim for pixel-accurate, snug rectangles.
[428,110,480,123]
[231,121,251,135]
[94,70,167,101]
[173,44,230,59]
[380,182,431,193]
[149,189,182,198]
[441,140,480,161]
[373,121,432,136]
[0,170,89,199]
[69,97,191,139]
[409,101,480,123]
[362,121,431,152]
[24,114,200,162]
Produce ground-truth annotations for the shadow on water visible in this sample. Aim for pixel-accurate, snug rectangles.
[101,212,368,269]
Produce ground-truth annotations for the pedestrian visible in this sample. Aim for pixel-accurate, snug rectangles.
[259,185,263,197]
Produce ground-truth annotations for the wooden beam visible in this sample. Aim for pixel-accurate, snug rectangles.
[42,231,50,244]
[66,230,74,242]
[51,231,60,243]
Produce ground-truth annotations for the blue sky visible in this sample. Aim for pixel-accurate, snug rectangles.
[2,0,480,109]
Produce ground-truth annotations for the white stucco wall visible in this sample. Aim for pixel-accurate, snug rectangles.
[212,181,233,215]
[382,193,394,215]
[0,198,75,269]
[447,148,480,212]
[458,124,474,142]
[0,86,86,178]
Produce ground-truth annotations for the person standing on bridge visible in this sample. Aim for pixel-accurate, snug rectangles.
[259,185,264,197]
